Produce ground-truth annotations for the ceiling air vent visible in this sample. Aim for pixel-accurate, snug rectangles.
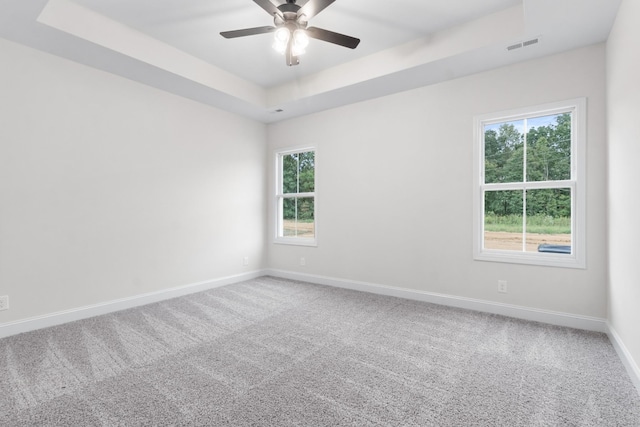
[507,42,523,51]
[507,37,540,51]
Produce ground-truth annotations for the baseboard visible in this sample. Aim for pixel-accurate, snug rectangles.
[265,269,608,333]
[0,270,265,339]
[607,322,640,394]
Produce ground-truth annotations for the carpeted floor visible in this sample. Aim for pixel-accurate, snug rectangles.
[1,276,639,426]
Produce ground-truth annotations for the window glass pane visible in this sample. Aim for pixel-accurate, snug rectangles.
[525,188,572,253]
[282,197,315,238]
[526,113,571,182]
[282,151,315,194]
[282,153,299,194]
[484,190,523,250]
[298,151,315,192]
[484,120,524,184]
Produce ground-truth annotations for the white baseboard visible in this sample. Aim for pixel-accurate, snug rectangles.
[265,269,608,333]
[607,323,640,394]
[0,270,265,339]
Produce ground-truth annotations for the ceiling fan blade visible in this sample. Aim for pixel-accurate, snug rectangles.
[306,27,360,49]
[220,26,276,39]
[253,0,283,18]
[298,0,336,20]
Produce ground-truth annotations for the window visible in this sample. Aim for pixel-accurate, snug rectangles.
[275,148,316,245]
[473,99,586,268]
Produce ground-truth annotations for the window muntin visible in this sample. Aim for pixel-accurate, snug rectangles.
[276,148,316,245]
[474,99,585,268]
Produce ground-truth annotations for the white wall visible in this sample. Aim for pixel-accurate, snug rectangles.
[0,35,612,329]
[268,44,608,318]
[607,0,640,377]
[0,38,267,324]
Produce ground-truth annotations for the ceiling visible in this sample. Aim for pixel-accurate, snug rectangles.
[0,0,621,123]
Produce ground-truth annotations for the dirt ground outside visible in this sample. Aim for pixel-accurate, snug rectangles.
[484,231,571,252]
[283,220,315,238]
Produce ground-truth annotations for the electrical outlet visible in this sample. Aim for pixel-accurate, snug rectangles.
[300,257,306,266]
[0,295,8,311]
[242,256,249,266]
[498,280,508,293]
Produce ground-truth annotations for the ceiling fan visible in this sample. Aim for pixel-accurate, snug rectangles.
[220,0,360,66]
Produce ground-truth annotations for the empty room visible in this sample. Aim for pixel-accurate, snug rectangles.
[1,0,639,425]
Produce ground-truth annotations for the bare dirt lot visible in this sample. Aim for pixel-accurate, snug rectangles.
[484,231,571,252]
[283,220,315,238]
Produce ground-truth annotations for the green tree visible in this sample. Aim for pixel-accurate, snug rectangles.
[282,151,315,221]
[484,123,524,184]
[526,113,571,182]
[484,123,524,216]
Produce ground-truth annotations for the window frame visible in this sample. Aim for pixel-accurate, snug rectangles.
[473,98,586,269]
[274,146,317,247]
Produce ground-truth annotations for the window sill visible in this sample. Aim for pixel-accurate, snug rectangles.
[274,238,318,247]
[474,250,585,269]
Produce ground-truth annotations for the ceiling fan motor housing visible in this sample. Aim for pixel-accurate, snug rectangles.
[278,1,301,14]
[274,0,308,29]
[220,0,360,66]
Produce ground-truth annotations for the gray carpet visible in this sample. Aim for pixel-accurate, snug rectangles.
[1,276,639,426]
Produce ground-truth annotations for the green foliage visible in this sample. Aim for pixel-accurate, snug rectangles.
[484,123,524,184]
[484,113,572,219]
[484,213,571,234]
[484,190,522,217]
[282,151,315,221]
[484,113,571,187]
[526,113,571,181]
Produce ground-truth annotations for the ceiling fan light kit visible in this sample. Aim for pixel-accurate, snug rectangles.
[272,27,290,54]
[221,0,360,67]
[272,27,309,60]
